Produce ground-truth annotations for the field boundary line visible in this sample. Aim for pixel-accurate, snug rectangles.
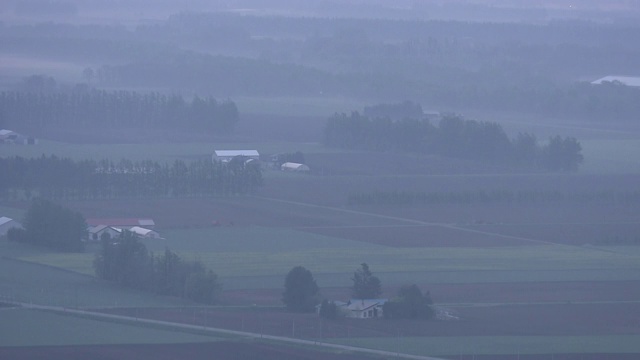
[8,301,447,360]
[254,196,560,246]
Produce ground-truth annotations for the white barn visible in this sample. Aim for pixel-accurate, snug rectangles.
[0,216,22,236]
[212,150,260,163]
[591,76,640,87]
[281,162,310,172]
[128,226,160,239]
[87,225,121,242]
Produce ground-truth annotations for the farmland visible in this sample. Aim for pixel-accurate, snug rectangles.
[3,108,640,358]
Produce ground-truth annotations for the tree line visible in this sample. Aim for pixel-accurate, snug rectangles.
[0,86,238,133]
[0,155,262,200]
[93,231,221,304]
[348,190,640,207]
[324,112,583,171]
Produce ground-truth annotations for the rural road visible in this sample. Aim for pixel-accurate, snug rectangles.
[6,301,447,360]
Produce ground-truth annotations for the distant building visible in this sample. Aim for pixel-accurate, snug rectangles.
[212,150,260,163]
[0,216,22,237]
[320,299,388,319]
[281,162,310,172]
[87,225,121,242]
[0,129,37,145]
[128,226,161,239]
[591,76,640,87]
[86,218,155,229]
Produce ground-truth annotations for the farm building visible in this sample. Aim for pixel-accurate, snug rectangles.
[128,226,160,239]
[281,162,310,172]
[86,218,155,229]
[322,299,388,319]
[0,129,37,145]
[212,150,260,163]
[0,216,22,236]
[87,225,121,242]
[591,76,640,87]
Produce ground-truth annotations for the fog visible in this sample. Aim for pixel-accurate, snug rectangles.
[2,1,640,359]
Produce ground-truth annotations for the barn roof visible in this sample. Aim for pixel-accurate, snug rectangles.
[591,76,640,87]
[214,150,259,157]
[86,218,155,227]
[346,299,388,311]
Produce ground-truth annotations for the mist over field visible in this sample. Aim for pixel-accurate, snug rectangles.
[2,1,640,359]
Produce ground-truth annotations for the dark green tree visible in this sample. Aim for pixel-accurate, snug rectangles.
[352,263,382,299]
[282,266,320,312]
[383,284,434,320]
[319,299,339,319]
[21,198,86,252]
[542,136,583,171]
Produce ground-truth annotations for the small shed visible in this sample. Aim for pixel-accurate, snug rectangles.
[0,216,22,236]
[281,162,310,172]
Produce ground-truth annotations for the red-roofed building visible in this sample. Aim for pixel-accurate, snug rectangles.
[86,218,155,229]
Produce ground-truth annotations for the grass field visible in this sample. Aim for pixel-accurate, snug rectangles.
[580,139,640,174]
[15,225,640,289]
[328,335,640,357]
[0,308,220,347]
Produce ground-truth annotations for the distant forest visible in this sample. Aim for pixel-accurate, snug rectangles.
[0,156,262,200]
[2,14,640,121]
[324,112,583,171]
[0,84,238,132]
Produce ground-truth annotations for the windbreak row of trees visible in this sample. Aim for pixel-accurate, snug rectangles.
[324,112,583,171]
[0,156,262,200]
[348,190,640,207]
[93,232,221,304]
[0,88,238,132]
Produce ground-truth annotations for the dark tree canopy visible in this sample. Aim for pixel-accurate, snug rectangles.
[11,198,86,252]
[282,266,320,313]
[351,263,382,299]
[383,284,435,320]
[93,232,221,304]
[323,112,584,171]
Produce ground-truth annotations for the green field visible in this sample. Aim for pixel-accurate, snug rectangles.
[12,226,640,291]
[328,335,640,357]
[0,308,220,346]
[580,139,640,174]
